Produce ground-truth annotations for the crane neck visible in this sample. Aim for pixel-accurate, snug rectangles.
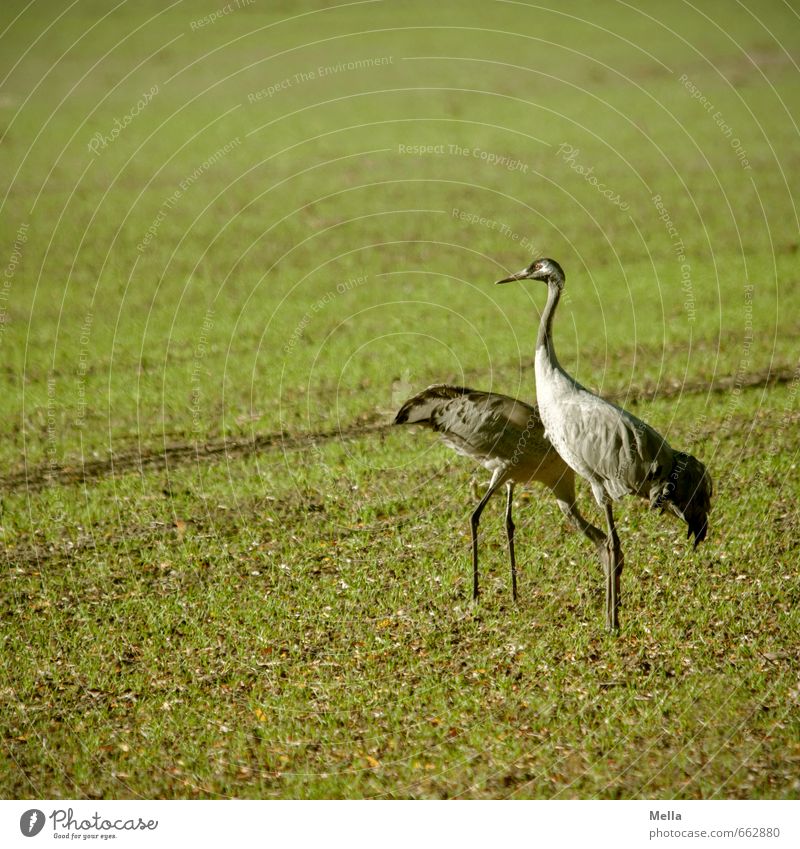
[536,279,562,366]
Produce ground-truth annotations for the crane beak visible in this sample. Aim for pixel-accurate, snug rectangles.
[495,268,529,284]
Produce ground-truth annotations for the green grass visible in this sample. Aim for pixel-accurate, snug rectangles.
[1,0,799,798]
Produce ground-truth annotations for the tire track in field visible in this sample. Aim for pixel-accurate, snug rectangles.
[1,364,796,493]
[1,419,389,493]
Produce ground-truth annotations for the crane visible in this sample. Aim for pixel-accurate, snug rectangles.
[497,257,713,631]
[394,384,607,601]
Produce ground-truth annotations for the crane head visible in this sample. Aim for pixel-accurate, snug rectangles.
[496,257,565,287]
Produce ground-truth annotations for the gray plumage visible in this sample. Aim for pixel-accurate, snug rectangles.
[497,257,713,631]
[394,383,606,600]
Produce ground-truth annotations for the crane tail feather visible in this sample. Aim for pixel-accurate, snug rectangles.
[393,384,477,426]
[662,451,712,547]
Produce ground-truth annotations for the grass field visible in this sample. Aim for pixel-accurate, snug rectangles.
[1,0,799,799]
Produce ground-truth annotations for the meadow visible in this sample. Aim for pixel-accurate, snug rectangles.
[1,0,799,798]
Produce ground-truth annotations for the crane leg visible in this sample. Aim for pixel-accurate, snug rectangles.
[504,482,517,601]
[549,470,605,554]
[554,496,605,554]
[603,503,623,632]
[470,474,503,601]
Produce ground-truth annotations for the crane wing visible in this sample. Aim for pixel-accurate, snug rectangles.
[555,393,674,500]
[394,383,551,466]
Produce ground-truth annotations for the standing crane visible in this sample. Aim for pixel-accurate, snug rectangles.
[394,384,607,601]
[496,258,713,631]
